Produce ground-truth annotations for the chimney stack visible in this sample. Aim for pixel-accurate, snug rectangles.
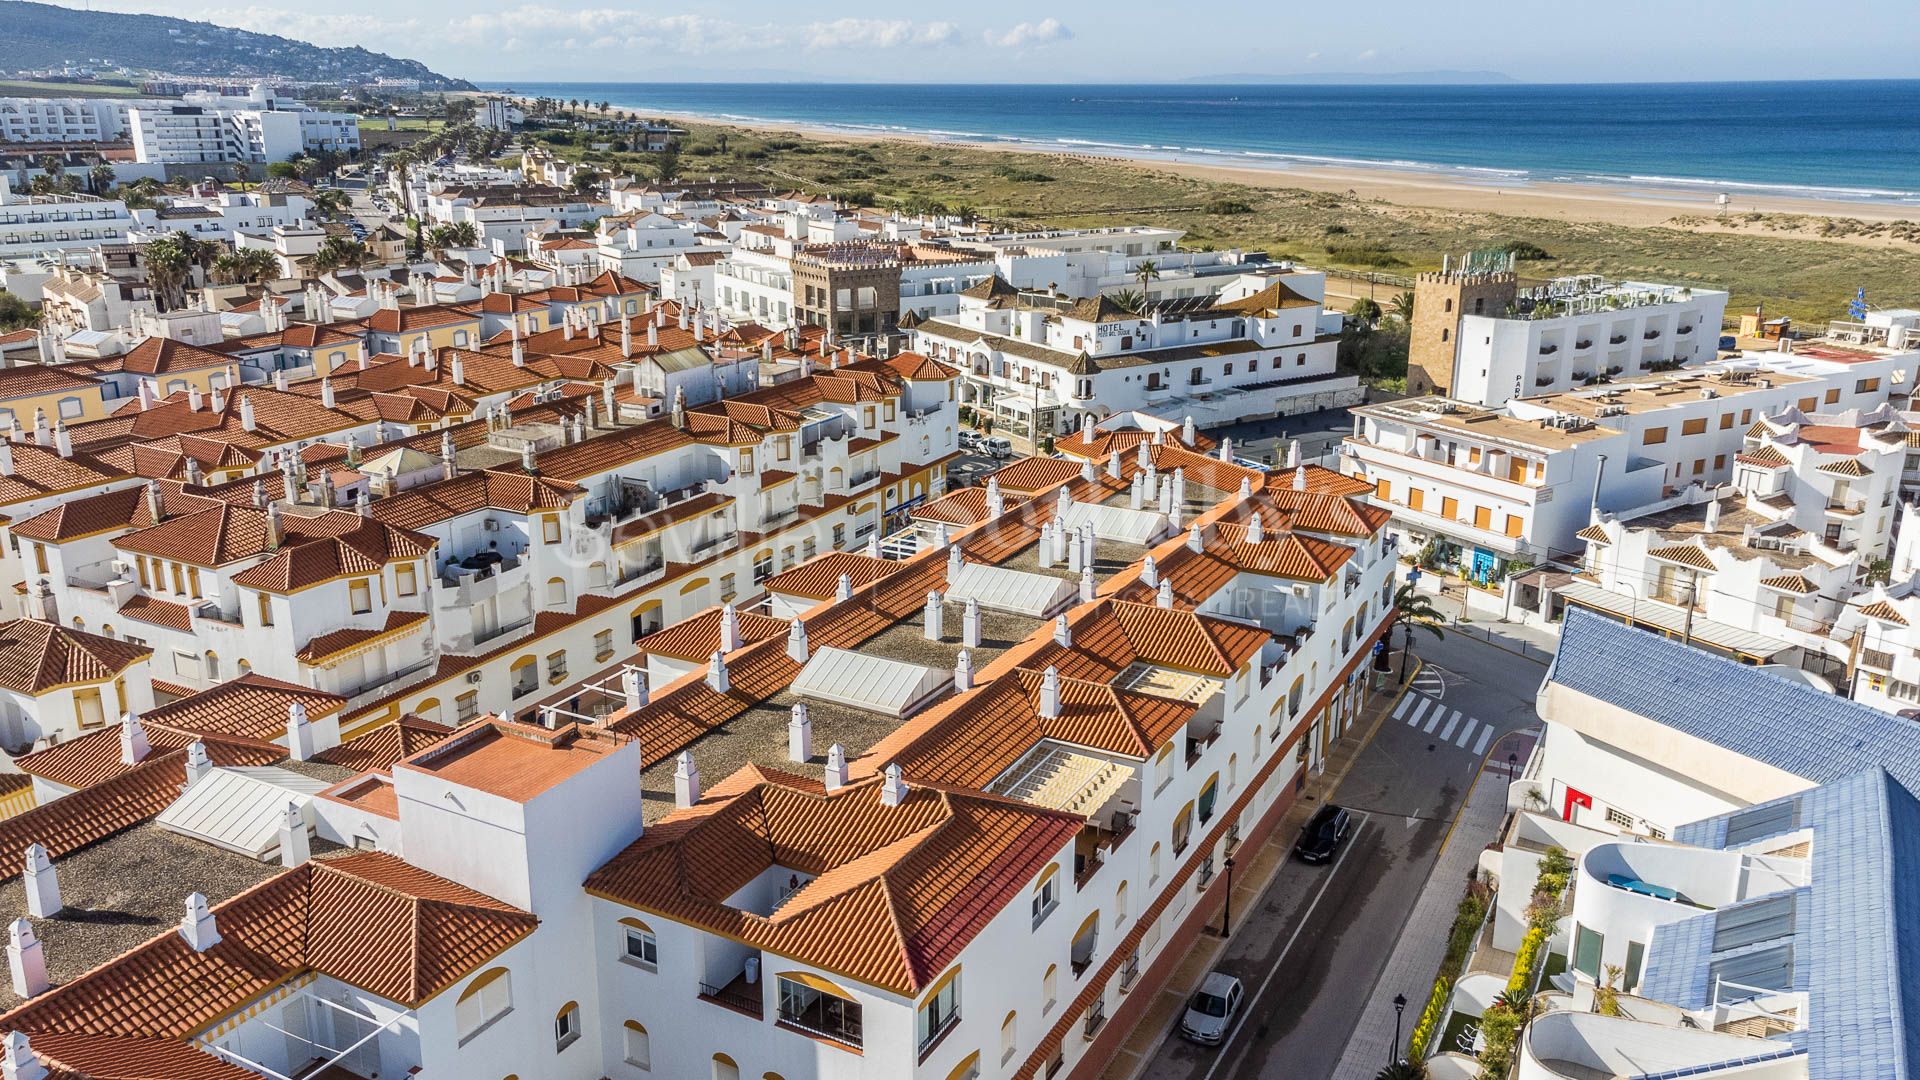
[185,739,212,786]
[824,744,849,791]
[1187,523,1204,553]
[621,666,648,711]
[706,651,729,694]
[836,573,854,603]
[880,763,909,807]
[179,893,221,952]
[320,378,336,410]
[1053,613,1072,647]
[119,712,148,766]
[278,802,310,867]
[963,596,982,648]
[239,395,257,431]
[2,1031,48,1080]
[1080,566,1096,603]
[21,845,59,919]
[953,649,973,692]
[1141,555,1159,588]
[1157,579,1175,608]
[1705,497,1723,532]
[266,500,284,550]
[947,543,965,581]
[52,422,70,459]
[673,751,701,807]
[923,590,944,641]
[718,602,740,654]
[1218,436,1233,463]
[6,921,47,1001]
[786,618,809,663]
[1038,666,1061,719]
[1248,513,1265,544]
[788,702,812,763]
[286,703,314,761]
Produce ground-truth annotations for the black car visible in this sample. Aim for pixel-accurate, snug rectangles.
[1293,804,1352,864]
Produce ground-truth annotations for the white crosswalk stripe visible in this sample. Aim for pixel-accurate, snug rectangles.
[1438,711,1461,741]
[1394,694,1416,721]
[1472,725,1495,756]
[1422,706,1445,734]
[1455,718,1479,749]
[1405,698,1433,728]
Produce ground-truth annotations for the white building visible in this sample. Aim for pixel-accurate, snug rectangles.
[0,178,130,259]
[129,186,315,243]
[128,85,360,165]
[0,97,151,142]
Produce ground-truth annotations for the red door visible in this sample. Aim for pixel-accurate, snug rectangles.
[1563,787,1593,822]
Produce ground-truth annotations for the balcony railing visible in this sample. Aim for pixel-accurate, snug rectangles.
[1083,998,1108,1038]
[1118,952,1140,991]
[698,977,764,1019]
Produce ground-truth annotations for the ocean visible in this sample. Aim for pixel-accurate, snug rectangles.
[480,80,1920,205]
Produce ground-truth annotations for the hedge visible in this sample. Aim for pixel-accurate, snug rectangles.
[1406,976,1451,1061]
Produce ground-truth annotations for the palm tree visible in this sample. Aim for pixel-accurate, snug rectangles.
[1348,297,1383,325]
[311,237,371,274]
[1109,288,1146,314]
[210,248,279,286]
[143,234,197,312]
[309,188,350,219]
[87,163,115,195]
[1133,258,1161,301]
[1392,581,1446,682]
[1390,289,1417,324]
[1374,1063,1428,1080]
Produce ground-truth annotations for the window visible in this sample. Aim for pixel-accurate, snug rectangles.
[624,1021,652,1069]
[1042,966,1058,1014]
[1857,377,1881,393]
[1505,514,1524,538]
[1824,388,1840,404]
[1153,744,1173,793]
[547,650,568,682]
[56,396,83,419]
[555,1001,581,1052]
[1115,880,1129,926]
[547,577,568,607]
[776,976,863,1048]
[74,687,105,729]
[397,564,418,597]
[542,516,562,544]
[1149,842,1161,884]
[1571,924,1603,981]
[1032,867,1060,927]
[174,651,200,679]
[917,969,961,1052]
[595,629,614,661]
[456,690,480,722]
[511,656,538,697]
[1172,804,1194,854]
[349,578,373,614]
[1441,496,1459,520]
[1472,505,1491,530]
[713,1055,740,1080]
[456,967,513,1043]
[1642,427,1667,446]
[1719,413,1735,430]
[1001,1011,1018,1065]
[1197,776,1219,824]
[622,920,659,969]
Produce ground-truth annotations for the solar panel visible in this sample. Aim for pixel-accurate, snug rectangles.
[1713,894,1798,952]
[1724,798,1801,847]
[1709,944,1795,1003]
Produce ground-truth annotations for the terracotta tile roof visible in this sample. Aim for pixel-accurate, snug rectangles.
[0,751,200,880]
[1795,424,1864,456]
[1760,573,1816,594]
[0,444,129,507]
[1222,487,1390,537]
[763,551,896,602]
[989,457,1086,496]
[143,674,345,743]
[369,469,583,530]
[1735,445,1790,468]
[113,594,189,633]
[1816,458,1872,478]
[1208,523,1356,580]
[114,503,368,568]
[0,619,150,695]
[24,1032,259,1079]
[1649,543,1719,572]
[313,714,453,774]
[912,486,989,526]
[0,364,102,400]
[1576,524,1613,545]
[634,605,790,663]
[1215,277,1321,315]
[1056,427,1217,462]
[230,520,435,593]
[523,419,695,483]
[295,610,430,664]
[9,479,151,544]
[13,725,280,792]
[117,337,233,375]
[362,304,481,333]
[1860,599,1910,625]
[1019,600,1270,679]
[0,852,537,1040]
[584,769,1080,995]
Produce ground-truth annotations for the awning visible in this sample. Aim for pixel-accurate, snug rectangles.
[1556,579,1793,660]
[792,647,951,718]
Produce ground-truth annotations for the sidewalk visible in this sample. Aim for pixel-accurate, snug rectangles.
[1326,729,1536,1080]
[1422,588,1560,666]
[1099,666,1417,1080]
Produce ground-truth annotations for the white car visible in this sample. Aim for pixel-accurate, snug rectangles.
[981,436,1014,459]
[1180,972,1244,1046]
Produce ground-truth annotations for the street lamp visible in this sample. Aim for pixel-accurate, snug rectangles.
[1397,617,1414,684]
[1508,752,1519,783]
[1220,856,1236,936]
[1391,992,1408,1065]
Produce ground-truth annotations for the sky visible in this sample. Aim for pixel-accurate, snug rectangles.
[46,0,1920,84]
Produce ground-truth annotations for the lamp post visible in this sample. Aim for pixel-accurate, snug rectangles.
[1391,992,1408,1065]
[1220,855,1236,936]
[1508,752,1519,782]
[1397,617,1413,684]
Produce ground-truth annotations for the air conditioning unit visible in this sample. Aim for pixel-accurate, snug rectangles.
[1291,584,1312,598]
[465,671,484,684]
[483,520,500,532]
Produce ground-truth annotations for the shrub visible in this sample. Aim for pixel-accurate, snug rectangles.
[991,164,1056,183]
[1406,977,1450,1061]
[1206,197,1254,215]
[1503,241,1553,261]
[1506,926,1548,1001]
[1475,1004,1522,1080]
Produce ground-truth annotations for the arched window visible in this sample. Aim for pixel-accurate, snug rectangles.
[546,576,568,607]
[415,698,441,724]
[1042,966,1058,1014]
[455,967,512,1041]
[712,1053,739,1080]
[237,659,252,675]
[100,623,113,639]
[1115,880,1129,926]
[943,1051,981,1080]
[510,655,538,697]
[1228,753,1239,792]
[622,1020,651,1070]
[1001,1010,1018,1065]
[1197,774,1220,824]
[204,650,220,681]
[554,1000,581,1051]
[1149,842,1162,884]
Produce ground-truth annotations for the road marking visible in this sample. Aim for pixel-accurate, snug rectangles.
[1200,811,1371,1080]
[1455,718,1479,749]
[1422,706,1444,734]
[1472,725,1495,756]
[1404,698,1432,728]
[1438,711,1461,741]
[1393,694,1416,722]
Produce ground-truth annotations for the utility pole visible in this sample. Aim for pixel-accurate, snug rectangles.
[1682,567,1699,648]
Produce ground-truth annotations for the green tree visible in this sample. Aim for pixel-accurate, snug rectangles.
[0,291,39,332]
[266,161,300,180]
[143,234,200,312]
[87,163,116,195]
[1348,296,1383,324]
[1109,288,1146,314]
[1393,582,1447,643]
[1375,1063,1429,1080]
[651,146,680,183]
[309,188,350,219]
[1133,258,1160,300]
[311,237,371,274]
[1390,289,1417,324]
[210,248,279,286]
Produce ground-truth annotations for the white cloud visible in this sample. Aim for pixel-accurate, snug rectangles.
[1356,48,1379,61]
[983,17,1072,49]
[1305,50,1322,62]
[803,18,958,51]
[191,6,424,46]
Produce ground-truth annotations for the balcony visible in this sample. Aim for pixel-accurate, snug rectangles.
[1825,498,1865,516]
[1610,334,1628,345]
[1643,329,1662,340]
[699,973,764,1020]
[617,558,666,587]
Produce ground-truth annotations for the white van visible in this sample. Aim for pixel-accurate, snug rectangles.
[982,436,1014,459]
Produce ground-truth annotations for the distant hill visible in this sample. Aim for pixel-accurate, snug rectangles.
[1180,70,1518,85]
[0,1,474,91]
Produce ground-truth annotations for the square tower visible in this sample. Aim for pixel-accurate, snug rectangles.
[1408,256,1518,397]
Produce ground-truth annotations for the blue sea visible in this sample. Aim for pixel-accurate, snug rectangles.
[481,81,1920,205]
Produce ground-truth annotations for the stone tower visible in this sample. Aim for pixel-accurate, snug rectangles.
[1407,253,1519,398]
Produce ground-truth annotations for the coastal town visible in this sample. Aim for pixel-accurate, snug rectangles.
[0,14,1915,1080]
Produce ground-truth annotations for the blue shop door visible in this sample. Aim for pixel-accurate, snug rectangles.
[1471,547,1497,584]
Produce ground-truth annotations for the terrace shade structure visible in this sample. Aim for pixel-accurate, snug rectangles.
[944,562,1079,618]
[791,647,951,719]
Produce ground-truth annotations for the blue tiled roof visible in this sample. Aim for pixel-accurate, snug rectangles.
[1644,769,1920,1079]
[1549,606,1920,792]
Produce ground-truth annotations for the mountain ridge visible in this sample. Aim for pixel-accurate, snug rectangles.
[0,1,474,91]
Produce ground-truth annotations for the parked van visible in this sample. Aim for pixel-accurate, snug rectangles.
[982,436,1014,459]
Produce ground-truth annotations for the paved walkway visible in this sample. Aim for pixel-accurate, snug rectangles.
[1421,587,1561,667]
[1099,668,1416,1080]
[1326,728,1535,1080]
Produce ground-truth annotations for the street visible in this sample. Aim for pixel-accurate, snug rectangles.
[1138,630,1544,1080]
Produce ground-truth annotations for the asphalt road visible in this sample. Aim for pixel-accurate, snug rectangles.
[1140,631,1545,1080]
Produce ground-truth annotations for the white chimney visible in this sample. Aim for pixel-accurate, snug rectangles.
[620,316,632,358]
[51,422,69,459]
[934,522,951,550]
[1081,457,1096,483]
[320,378,336,409]
[278,802,310,867]
[718,602,740,653]
[984,476,1003,518]
[1286,439,1301,469]
[647,321,658,347]
[788,702,812,763]
[1705,497,1723,532]
[836,573,854,603]
[1136,440,1151,468]
[880,763,909,807]
[673,751,701,808]
[1187,524,1205,553]
[1038,666,1061,719]
[1066,529,1084,574]
[1238,476,1254,499]
[786,619,810,663]
[1292,466,1306,492]
[1141,555,1159,588]
[954,649,973,692]
[706,651,729,694]
[1219,436,1233,463]
[186,386,204,412]
[1107,451,1122,480]
[825,744,849,791]
[963,596,982,648]
[1080,567,1096,603]
[1249,513,1265,544]
[947,544,965,581]
[1157,578,1177,608]
[286,702,314,761]
[119,712,148,766]
[0,442,11,474]
[1129,472,1145,511]
[21,845,59,919]
[179,892,221,952]
[1182,415,1196,444]
[2,1031,48,1080]
[239,395,257,431]
[1053,613,1072,647]
[6,922,47,1000]
[924,590,944,641]
[184,739,212,786]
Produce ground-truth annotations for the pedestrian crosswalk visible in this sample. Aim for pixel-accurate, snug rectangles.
[1392,691,1497,756]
